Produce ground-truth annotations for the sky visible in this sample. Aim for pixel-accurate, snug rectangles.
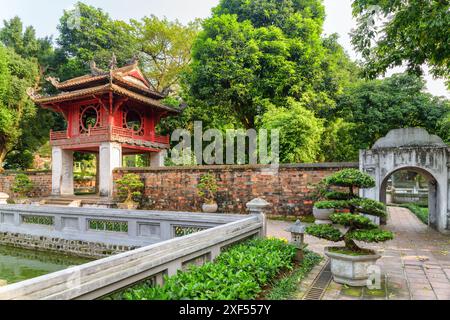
[0,0,448,98]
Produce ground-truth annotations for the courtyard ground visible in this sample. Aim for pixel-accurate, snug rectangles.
[267,207,450,300]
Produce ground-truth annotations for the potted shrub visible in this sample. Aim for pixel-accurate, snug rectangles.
[306,169,394,287]
[11,174,34,204]
[197,173,218,213]
[115,173,144,210]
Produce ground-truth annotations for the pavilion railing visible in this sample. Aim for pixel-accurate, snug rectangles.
[50,125,170,145]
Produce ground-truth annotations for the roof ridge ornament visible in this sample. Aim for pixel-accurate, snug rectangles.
[45,76,60,87]
[90,60,105,76]
[26,87,42,100]
[127,54,139,66]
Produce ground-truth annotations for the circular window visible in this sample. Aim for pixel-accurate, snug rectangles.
[81,106,99,131]
[125,110,143,132]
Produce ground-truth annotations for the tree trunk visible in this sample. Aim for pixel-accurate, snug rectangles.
[0,147,7,172]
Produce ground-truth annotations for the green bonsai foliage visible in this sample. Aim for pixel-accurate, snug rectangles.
[197,173,218,205]
[308,169,393,254]
[306,213,393,252]
[115,174,144,205]
[11,174,34,198]
[350,198,387,218]
[325,169,376,197]
[314,200,349,210]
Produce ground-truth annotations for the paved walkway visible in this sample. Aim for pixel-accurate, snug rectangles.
[268,207,450,300]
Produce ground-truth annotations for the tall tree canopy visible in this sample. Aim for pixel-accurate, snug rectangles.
[351,0,450,83]
[0,46,39,170]
[186,0,357,129]
[337,73,450,152]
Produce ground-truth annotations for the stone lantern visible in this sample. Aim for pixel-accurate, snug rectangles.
[286,220,306,262]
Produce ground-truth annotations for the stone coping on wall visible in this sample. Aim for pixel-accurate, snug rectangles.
[114,162,359,173]
[0,170,51,176]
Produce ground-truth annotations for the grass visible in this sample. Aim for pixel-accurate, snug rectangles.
[399,203,429,225]
[263,250,322,300]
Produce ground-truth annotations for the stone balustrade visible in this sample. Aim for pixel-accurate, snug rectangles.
[0,205,248,257]
[0,200,267,300]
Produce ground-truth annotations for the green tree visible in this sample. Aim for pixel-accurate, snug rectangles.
[0,46,39,170]
[57,2,137,74]
[337,73,450,150]
[131,16,201,94]
[351,0,450,83]
[0,17,62,170]
[260,99,324,163]
[186,0,356,130]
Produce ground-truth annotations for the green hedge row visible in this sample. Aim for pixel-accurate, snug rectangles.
[121,238,297,300]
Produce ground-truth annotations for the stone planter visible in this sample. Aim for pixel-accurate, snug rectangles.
[313,207,334,225]
[325,247,381,287]
[202,203,218,213]
[117,202,139,210]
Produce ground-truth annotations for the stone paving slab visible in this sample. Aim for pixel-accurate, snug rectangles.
[267,207,450,300]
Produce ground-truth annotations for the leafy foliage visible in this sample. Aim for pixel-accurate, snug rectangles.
[11,174,34,197]
[197,173,218,204]
[305,224,343,242]
[330,213,377,230]
[350,198,387,218]
[307,169,394,253]
[260,99,324,163]
[337,73,450,151]
[400,203,429,225]
[351,0,450,82]
[346,229,394,243]
[325,169,376,189]
[0,46,39,170]
[314,200,349,210]
[115,174,144,204]
[121,238,296,300]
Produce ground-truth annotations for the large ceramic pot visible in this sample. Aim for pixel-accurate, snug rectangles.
[202,203,218,213]
[313,207,334,225]
[325,247,381,287]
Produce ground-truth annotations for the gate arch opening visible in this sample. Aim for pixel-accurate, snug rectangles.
[380,167,438,228]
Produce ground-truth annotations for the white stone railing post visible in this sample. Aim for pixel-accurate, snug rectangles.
[0,193,9,205]
[246,198,271,238]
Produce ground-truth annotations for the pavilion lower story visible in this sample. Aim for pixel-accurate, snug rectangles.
[52,142,165,198]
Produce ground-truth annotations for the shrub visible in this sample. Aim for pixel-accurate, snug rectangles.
[325,191,357,201]
[197,173,218,204]
[115,174,144,204]
[121,238,296,300]
[326,169,375,190]
[307,169,393,254]
[11,174,33,198]
[314,200,349,210]
[350,198,387,217]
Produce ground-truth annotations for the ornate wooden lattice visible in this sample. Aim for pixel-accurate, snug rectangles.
[79,104,101,133]
[123,106,144,136]
[88,219,129,233]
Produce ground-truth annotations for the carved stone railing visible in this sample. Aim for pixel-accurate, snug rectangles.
[0,200,268,300]
[0,205,246,248]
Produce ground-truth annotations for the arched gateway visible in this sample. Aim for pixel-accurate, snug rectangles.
[360,128,450,234]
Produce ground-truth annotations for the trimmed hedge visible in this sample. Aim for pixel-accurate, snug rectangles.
[121,238,297,300]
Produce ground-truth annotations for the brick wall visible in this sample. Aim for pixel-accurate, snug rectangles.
[0,171,52,198]
[114,163,359,217]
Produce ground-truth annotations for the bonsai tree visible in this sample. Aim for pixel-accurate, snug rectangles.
[197,173,218,205]
[11,174,34,199]
[115,174,144,209]
[307,169,393,254]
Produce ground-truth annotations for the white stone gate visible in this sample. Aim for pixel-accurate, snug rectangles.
[360,128,450,234]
